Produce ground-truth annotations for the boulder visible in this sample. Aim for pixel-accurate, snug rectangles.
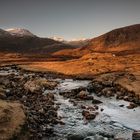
[0,100,25,140]
[82,110,97,120]
[127,102,138,109]
[101,87,114,97]
[24,78,58,93]
[132,131,140,140]
[77,90,93,100]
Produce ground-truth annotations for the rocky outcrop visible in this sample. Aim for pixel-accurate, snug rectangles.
[87,72,140,106]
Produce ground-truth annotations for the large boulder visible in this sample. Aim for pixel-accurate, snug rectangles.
[24,78,58,93]
[0,100,25,140]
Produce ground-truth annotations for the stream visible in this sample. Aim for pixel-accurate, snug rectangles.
[43,79,140,140]
[0,66,140,140]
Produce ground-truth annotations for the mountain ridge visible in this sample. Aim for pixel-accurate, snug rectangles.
[54,24,140,57]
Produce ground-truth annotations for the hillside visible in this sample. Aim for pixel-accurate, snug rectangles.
[54,24,140,57]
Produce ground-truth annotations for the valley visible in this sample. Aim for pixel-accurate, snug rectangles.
[0,24,140,140]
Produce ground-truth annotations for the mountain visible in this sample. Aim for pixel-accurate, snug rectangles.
[51,36,90,47]
[6,28,36,37]
[65,39,90,47]
[54,24,140,57]
[0,28,75,54]
[0,29,11,38]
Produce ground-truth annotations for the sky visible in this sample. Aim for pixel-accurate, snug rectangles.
[0,0,140,40]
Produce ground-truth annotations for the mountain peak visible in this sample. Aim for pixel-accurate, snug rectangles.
[6,28,35,37]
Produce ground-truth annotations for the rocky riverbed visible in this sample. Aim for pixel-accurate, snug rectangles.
[0,65,140,140]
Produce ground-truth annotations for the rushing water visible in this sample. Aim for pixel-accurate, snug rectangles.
[1,66,140,140]
[43,79,140,140]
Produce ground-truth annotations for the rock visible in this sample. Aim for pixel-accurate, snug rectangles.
[88,81,104,93]
[132,131,140,140]
[100,108,104,112]
[123,96,129,101]
[0,92,6,99]
[92,99,103,104]
[81,105,86,109]
[101,87,114,97]
[84,134,109,140]
[119,104,124,107]
[77,90,93,100]
[127,103,138,109]
[87,106,96,111]
[94,105,99,110]
[0,100,25,140]
[24,78,57,93]
[67,133,85,140]
[82,110,97,120]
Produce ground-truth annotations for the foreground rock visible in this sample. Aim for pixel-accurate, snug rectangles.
[88,72,140,106]
[0,100,25,140]
[82,110,97,120]
[0,67,60,139]
[132,131,140,140]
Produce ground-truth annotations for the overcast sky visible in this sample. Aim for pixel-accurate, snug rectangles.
[0,0,140,39]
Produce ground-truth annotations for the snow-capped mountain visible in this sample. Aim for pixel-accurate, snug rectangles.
[0,28,75,54]
[0,29,11,37]
[50,36,90,47]
[50,36,65,42]
[6,28,36,37]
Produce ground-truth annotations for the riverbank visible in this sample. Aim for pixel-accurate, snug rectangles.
[0,65,140,140]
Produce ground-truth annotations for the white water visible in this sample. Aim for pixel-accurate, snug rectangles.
[44,79,140,139]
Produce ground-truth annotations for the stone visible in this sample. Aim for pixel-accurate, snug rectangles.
[77,90,89,100]
[132,131,140,140]
[24,78,58,93]
[127,103,138,109]
[82,110,96,120]
[92,99,103,104]
[119,104,124,107]
[100,108,104,112]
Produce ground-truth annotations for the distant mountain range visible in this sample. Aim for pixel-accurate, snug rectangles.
[0,24,140,57]
[0,28,77,54]
[51,36,90,47]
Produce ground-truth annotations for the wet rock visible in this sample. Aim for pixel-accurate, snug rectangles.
[81,105,87,109]
[82,110,97,120]
[87,106,96,111]
[127,102,138,109]
[77,90,93,100]
[24,78,58,93]
[119,104,124,107]
[123,96,129,101]
[100,108,104,112]
[84,135,109,140]
[88,81,104,93]
[67,133,85,140]
[101,87,114,97]
[94,105,99,110]
[92,99,103,104]
[132,131,140,140]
